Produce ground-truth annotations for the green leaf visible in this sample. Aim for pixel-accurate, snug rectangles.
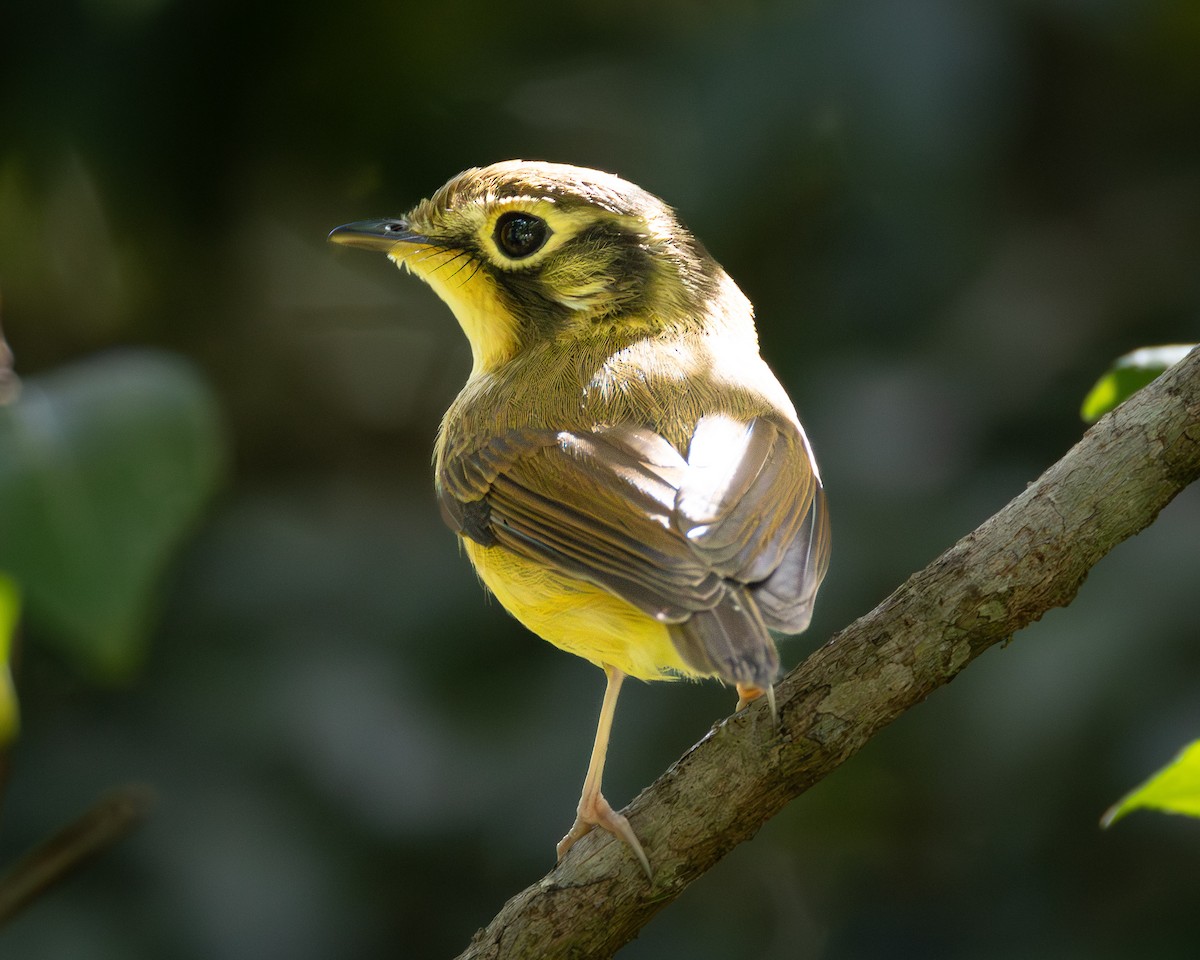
[0,572,19,744]
[1102,740,1200,828]
[1081,344,1197,423]
[0,350,226,680]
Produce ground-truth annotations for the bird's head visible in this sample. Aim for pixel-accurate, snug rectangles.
[330,160,736,377]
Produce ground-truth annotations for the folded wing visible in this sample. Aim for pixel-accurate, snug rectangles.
[438,414,829,687]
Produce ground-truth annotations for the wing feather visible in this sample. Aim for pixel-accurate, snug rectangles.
[437,413,830,685]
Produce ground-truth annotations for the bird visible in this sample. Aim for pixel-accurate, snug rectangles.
[329,160,830,879]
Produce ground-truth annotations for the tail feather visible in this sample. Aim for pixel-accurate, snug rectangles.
[668,586,779,688]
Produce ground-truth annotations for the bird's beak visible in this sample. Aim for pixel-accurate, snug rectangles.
[327,218,430,252]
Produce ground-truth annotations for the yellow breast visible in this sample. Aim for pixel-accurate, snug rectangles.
[463,539,696,682]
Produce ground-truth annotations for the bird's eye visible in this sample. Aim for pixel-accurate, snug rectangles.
[494,212,549,259]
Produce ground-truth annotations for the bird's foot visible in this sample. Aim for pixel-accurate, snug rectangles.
[736,682,778,721]
[735,681,764,711]
[556,791,651,880]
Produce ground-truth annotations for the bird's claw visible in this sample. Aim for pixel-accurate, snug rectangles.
[557,792,651,881]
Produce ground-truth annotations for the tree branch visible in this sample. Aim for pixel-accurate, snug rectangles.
[455,347,1200,960]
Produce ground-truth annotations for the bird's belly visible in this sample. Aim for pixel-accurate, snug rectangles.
[463,539,696,682]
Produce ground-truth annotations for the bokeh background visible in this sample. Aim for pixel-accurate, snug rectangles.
[2,0,1199,957]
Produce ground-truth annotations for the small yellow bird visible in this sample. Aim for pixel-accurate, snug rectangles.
[330,161,830,878]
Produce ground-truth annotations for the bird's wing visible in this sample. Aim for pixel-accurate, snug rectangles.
[437,414,829,685]
[676,414,830,635]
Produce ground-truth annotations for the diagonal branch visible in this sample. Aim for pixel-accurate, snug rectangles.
[0,784,155,926]
[455,347,1200,960]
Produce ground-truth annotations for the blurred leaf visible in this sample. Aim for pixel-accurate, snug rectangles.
[1081,344,1197,423]
[0,350,226,680]
[0,572,19,744]
[1102,740,1200,828]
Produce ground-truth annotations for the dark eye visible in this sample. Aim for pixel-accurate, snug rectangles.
[494,212,549,259]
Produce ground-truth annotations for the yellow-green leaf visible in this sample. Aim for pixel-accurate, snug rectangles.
[1081,344,1197,423]
[1102,740,1200,828]
[0,571,19,744]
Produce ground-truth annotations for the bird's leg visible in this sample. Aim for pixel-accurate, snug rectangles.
[556,665,651,879]
[735,681,777,719]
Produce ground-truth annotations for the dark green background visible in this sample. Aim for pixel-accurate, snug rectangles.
[2,1,1199,957]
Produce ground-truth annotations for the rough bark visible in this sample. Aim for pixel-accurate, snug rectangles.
[455,347,1200,960]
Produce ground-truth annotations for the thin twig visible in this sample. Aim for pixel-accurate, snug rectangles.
[0,784,156,926]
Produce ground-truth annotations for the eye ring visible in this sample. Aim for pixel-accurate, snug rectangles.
[494,212,550,259]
